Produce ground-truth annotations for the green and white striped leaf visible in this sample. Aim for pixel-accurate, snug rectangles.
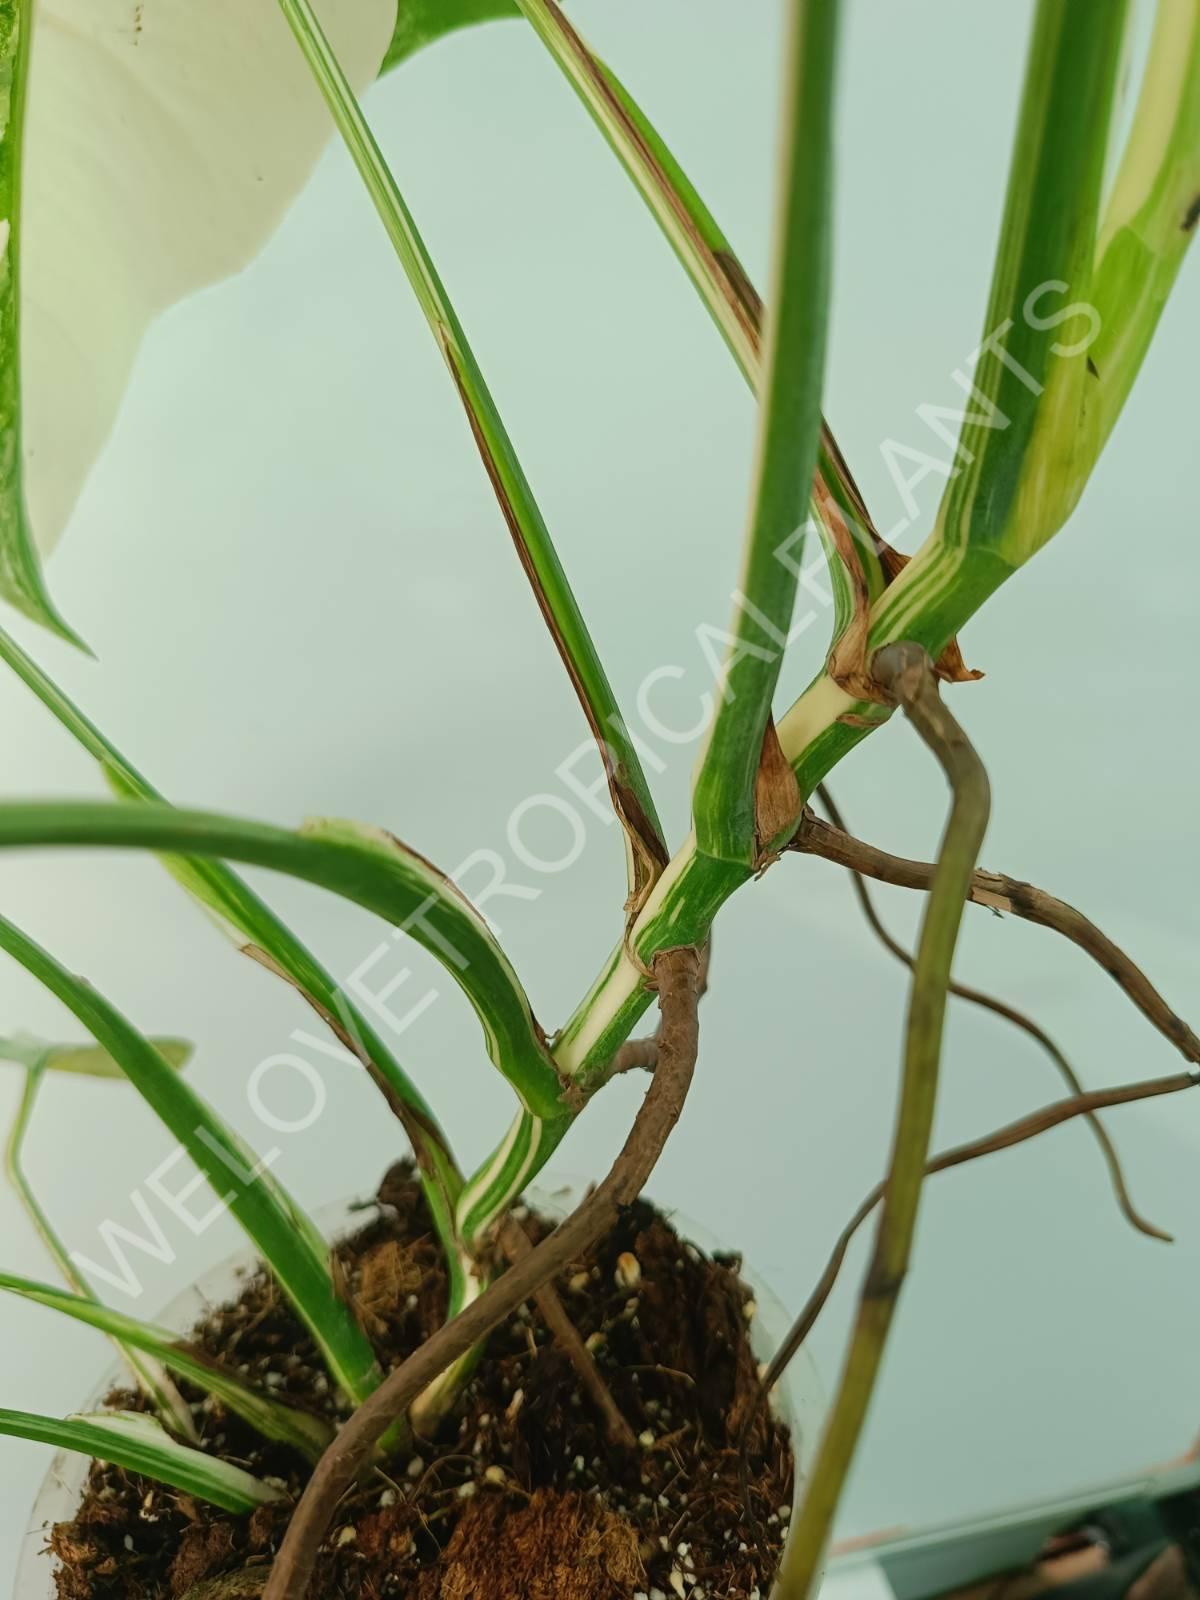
[0,1407,282,1512]
[0,912,382,1404]
[0,623,466,1307]
[456,1108,570,1247]
[0,800,567,1123]
[0,1271,332,1460]
[0,0,395,636]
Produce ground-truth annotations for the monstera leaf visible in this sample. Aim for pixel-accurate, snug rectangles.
[1,0,396,637]
[0,0,549,641]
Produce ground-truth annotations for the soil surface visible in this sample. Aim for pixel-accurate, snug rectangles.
[47,1165,794,1599]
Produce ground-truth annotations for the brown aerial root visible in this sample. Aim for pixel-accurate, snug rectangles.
[753,645,1197,1589]
[261,945,703,1600]
[739,1064,1200,1564]
[497,1219,637,1450]
[808,784,1170,1243]
[791,810,1200,1068]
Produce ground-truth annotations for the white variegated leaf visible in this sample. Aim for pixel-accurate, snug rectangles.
[3,0,395,631]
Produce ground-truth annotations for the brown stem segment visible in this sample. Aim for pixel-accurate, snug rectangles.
[775,643,991,1600]
[262,946,703,1600]
[793,811,1200,1067]
[811,785,1168,1243]
[602,1034,660,1078]
[498,1219,638,1450]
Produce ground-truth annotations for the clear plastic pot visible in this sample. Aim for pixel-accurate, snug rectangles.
[15,1181,823,1597]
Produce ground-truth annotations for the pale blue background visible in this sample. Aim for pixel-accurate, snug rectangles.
[2,0,1197,1585]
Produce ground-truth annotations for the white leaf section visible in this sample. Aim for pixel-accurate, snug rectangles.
[20,0,395,553]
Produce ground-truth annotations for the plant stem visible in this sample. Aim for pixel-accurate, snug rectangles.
[2,1061,197,1439]
[1089,0,1200,450]
[0,1266,335,1460]
[690,0,837,866]
[297,0,1197,1246]
[927,0,1129,573]
[772,644,990,1600]
[511,0,894,694]
[261,945,703,1600]
[0,913,383,1405]
[512,0,762,381]
[277,0,668,914]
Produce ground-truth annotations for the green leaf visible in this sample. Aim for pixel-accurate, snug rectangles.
[300,814,566,1118]
[0,799,567,1123]
[690,0,839,866]
[0,622,466,1309]
[1,0,395,635]
[383,0,515,71]
[0,1271,333,1460]
[0,1407,282,1513]
[280,0,668,914]
[0,911,383,1405]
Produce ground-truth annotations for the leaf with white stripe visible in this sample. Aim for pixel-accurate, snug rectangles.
[0,623,467,1307]
[0,800,567,1122]
[0,1271,332,1460]
[0,1408,283,1512]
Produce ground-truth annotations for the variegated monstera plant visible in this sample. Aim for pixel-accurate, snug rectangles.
[0,2,1198,1597]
